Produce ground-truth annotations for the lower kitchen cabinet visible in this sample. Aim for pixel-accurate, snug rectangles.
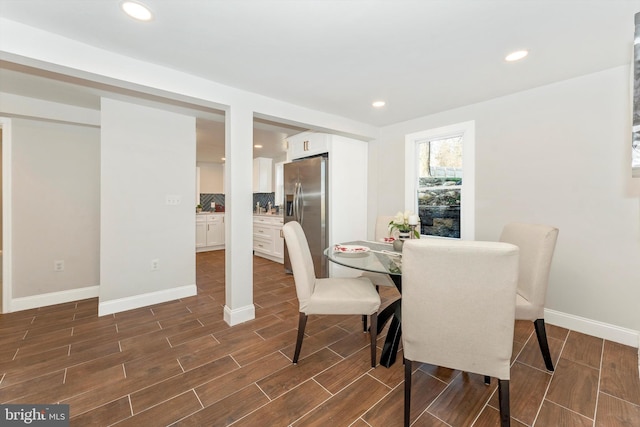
[197,213,225,252]
[253,215,284,263]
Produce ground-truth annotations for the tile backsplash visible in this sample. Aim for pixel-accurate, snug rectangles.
[199,194,225,211]
[199,193,276,212]
[254,193,275,212]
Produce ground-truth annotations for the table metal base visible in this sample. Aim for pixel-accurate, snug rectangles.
[378,274,403,368]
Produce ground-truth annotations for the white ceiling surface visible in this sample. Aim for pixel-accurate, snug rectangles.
[0,1,639,129]
[0,65,301,162]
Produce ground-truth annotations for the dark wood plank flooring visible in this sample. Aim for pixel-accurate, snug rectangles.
[1,250,638,426]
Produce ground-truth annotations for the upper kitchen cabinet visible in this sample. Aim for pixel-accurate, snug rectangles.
[287,132,330,160]
[253,157,273,193]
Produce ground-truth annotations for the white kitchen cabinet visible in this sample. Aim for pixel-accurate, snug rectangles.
[328,135,368,277]
[273,225,284,259]
[207,216,224,246]
[253,157,273,193]
[287,132,330,160]
[274,161,286,206]
[196,213,225,252]
[253,215,284,263]
[196,217,207,247]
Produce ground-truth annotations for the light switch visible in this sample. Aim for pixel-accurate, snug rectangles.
[166,195,181,205]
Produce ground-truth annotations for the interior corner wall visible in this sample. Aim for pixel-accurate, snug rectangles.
[12,118,100,299]
[99,98,196,314]
[197,161,224,194]
[375,64,640,336]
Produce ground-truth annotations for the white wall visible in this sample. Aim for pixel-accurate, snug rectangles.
[197,161,223,194]
[0,17,379,323]
[12,118,100,299]
[373,65,640,339]
[99,98,196,314]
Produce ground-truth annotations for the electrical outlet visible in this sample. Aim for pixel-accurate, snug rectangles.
[54,260,64,272]
[151,259,159,271]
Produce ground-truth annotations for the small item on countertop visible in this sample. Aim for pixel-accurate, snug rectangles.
[256,202,260,213]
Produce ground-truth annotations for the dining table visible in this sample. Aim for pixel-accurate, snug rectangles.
[324,240,404,368]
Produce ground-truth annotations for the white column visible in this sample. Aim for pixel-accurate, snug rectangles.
[224,104,255,325]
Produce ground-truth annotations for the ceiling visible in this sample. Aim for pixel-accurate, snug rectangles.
[1,1,639,135]
[0,64,306,163]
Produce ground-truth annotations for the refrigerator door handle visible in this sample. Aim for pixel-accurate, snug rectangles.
[297,181,304,225]
[293,182,299,222]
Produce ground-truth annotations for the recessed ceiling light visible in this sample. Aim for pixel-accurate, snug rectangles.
[121,1,153,21]
[505,50,528,62]
[372,101,386,108]
[221,157,226,161]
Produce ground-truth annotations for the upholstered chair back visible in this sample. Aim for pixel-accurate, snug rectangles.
[402,238,519,380]
[500,223,559,320]
[282,221,316,311]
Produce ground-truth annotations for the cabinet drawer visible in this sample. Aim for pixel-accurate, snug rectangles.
[254,225,272,239]
[254,216,283,224]
[253,236,273,252]
[253,216,273,224]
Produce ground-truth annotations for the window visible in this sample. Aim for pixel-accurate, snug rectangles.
[404,121,475,240]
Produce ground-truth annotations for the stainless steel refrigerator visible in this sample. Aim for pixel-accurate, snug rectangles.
[284,155,329,278]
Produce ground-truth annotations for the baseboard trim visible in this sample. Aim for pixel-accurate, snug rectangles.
[10,285,100,312]
[11,285,635,348]
[98,284,197,316]
[224,303,256,326]
[545,308,639,348]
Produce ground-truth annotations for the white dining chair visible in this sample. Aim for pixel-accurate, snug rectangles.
[283,221,381,367]
[402,238,519,427]
[500,222,559,371]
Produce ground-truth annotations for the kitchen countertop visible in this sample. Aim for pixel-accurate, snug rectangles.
[254,212,283,217]
[197,211,225,215]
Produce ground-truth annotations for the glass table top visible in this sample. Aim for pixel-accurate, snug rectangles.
[324,240,402,275]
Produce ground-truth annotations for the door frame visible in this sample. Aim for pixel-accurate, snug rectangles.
[1,116,13,313]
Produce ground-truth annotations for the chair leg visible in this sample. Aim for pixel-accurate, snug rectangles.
[498,379,510,427]
[533,318,554,371]
[484,375,490,385]
[293,312,308,364]
[404,358,412,427]
[370,312,378,367]
[363,286,380,332]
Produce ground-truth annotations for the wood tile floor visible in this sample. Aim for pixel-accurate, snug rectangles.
[1,250,639,426]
